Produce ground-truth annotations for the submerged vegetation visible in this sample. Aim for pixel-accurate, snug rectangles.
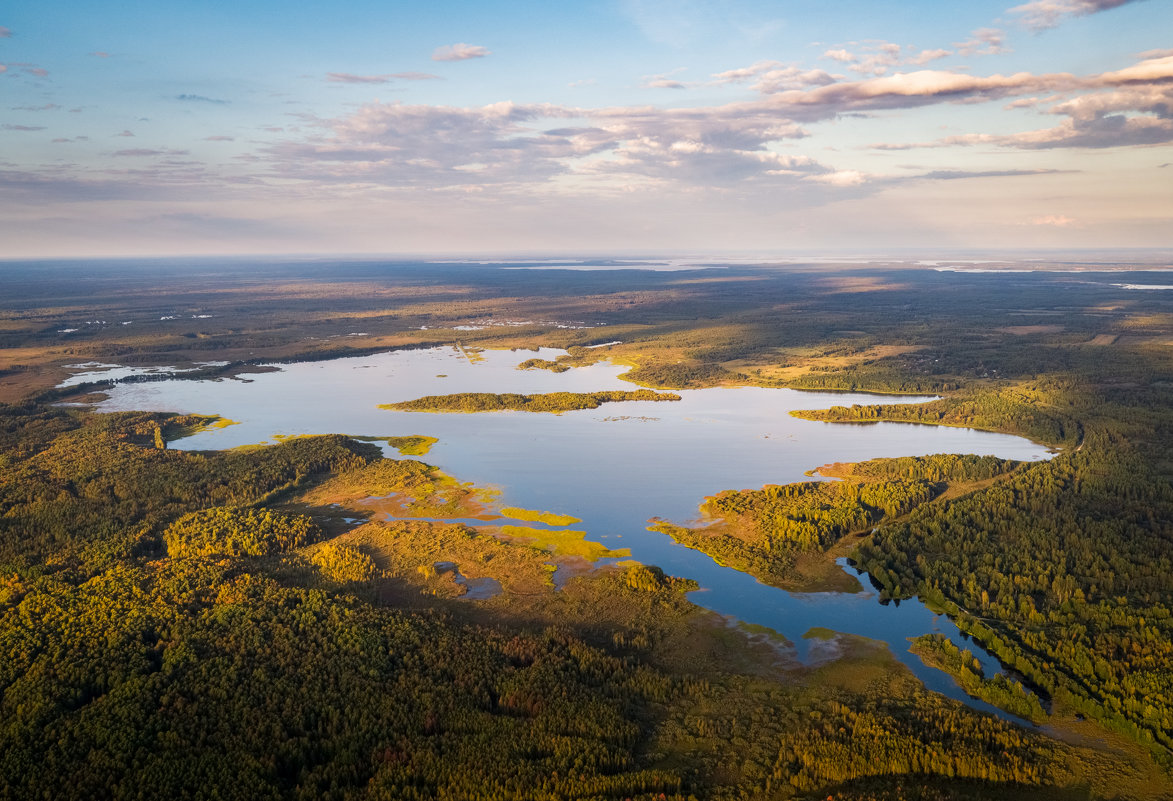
[379,389,681,413]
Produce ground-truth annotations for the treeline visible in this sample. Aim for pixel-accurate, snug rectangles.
[911,635,1046,723]
[0,551,1083,800]
[380,389,681,414]
[620,362,741,389]
[786,362,959,394]
[831,453,1019,484]
[793,382,1083,447]
[771,297,1173,758]
[0,408,694,798]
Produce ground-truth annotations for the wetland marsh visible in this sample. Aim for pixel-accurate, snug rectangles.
[90,344,1053,718]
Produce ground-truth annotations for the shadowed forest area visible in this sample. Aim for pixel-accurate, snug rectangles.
[1,257,1171,799]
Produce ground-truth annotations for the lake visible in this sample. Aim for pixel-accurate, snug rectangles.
[91,345,1054,722]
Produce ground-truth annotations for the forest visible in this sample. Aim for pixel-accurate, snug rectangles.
[1,257,1172,799]
[4,406,1138,799]
[656,454,1020,591]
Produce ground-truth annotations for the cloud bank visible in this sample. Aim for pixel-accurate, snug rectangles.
[1009,0,1146,30]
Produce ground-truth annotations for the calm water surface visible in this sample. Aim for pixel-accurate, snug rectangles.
[94,346,1053,723]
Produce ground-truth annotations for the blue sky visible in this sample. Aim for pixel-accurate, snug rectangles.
[2,0,1171,256]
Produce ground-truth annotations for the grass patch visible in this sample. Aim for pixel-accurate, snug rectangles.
[353,434,439,456]
[498,524,630,560]
[500,506,582,526]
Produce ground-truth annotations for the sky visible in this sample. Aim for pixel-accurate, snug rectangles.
[1,0,1171,257]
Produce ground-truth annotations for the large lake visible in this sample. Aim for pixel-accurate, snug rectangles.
[92,346,1053,722]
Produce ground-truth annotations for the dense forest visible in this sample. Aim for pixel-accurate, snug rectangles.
[854,430,1173,755]
[2,406,1133,799]
[656,454,1019,591]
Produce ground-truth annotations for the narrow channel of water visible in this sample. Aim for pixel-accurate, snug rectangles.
[90,346,1052,724]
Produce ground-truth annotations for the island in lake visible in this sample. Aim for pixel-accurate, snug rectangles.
[379,389,682,413]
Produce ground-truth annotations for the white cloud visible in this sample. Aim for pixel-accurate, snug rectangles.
[431,43,491,62]
[806,169,867,186]
[642,68,690,89]
[823,49,855,64]
[1009,0,1143,31]
[1027,214,1078,226]
[911,49,952,65]
[955,28,1009,57]
[327,72,441,84]
[818,41,958,77]
[864,54,1173,150]
[262,48,1173,203]
[710,62,836,94]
